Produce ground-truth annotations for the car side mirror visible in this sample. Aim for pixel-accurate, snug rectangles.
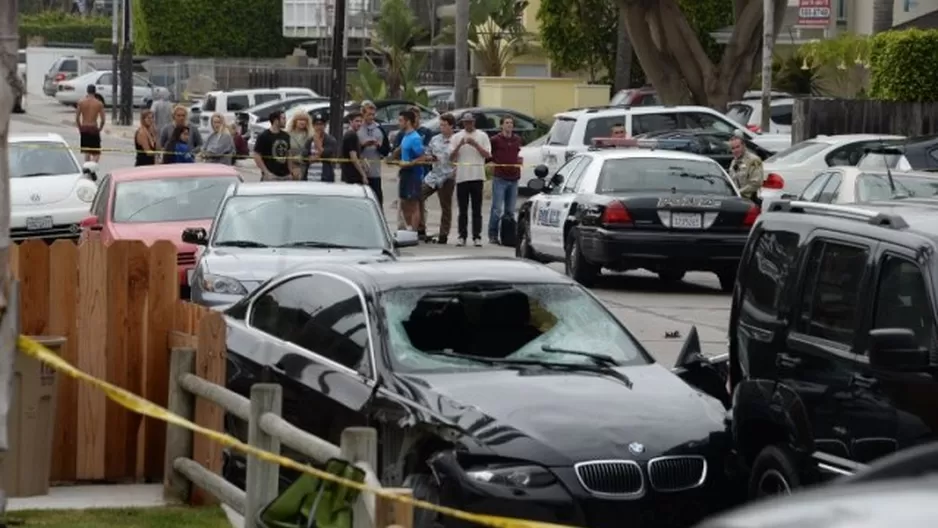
[533,164,549,179]
[394,230,419,248]
[80,215,102,231]
[869,328,930,372]
[527,178,545,192]
[181,227,208,246]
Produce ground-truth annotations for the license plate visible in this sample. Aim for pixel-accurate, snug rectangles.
[671,212,702,229]
[26,216,53,231]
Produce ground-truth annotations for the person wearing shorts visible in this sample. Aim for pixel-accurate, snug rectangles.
[76,85,105,162]
[396,109,425,231]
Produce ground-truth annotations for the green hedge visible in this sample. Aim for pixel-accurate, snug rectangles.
[870,29,938,102]
[19,12,111,48]
[93,38,112,55]
[133,0,292,57]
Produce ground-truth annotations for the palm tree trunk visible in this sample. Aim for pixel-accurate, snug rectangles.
[613,4,631,92]
[453,0,471,107]
[872,0,894,34]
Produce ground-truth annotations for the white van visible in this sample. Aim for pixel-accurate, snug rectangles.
[198,88,318,134]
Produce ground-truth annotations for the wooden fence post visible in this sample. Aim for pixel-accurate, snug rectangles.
[375,489,414,528]
[341,427,378,528]
[244,383,282,528]
[164,347,195,502]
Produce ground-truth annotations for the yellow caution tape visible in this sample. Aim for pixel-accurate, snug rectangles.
[16,142,530,169]
[17,335,576,528]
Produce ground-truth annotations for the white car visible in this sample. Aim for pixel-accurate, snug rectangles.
[10,134,98,241]
[541,105,791,174]
[54,70,171,107]
[726,98,794,135]
[794,166,938,204]
[247,102,334,150]
[759,134,906,208]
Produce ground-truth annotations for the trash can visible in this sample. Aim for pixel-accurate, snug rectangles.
[0,336,65,497]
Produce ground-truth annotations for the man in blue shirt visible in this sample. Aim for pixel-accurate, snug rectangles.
[391,106,432,237]
[397,109,426,232]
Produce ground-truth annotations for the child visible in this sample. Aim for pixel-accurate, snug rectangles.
[165,125,195,164]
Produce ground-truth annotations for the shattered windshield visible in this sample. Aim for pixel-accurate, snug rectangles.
[381,283,651,373]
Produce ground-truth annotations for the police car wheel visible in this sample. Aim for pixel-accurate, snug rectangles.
[565,235,598,287]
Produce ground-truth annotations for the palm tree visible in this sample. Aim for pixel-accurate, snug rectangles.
[370,0,426,97]
[872,0,894,33]
[439,0,531,77]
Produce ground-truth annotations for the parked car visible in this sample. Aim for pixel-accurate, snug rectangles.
[79,165,242,296]
[54,70,172,107]
[727,199,938,500]
[518,139,758,291]
[42,56,81,96]
[422,107,550,145]
[199,88,319,135]
[423,87,455,109]
[10,133,98,241]
[609,86,660,106]
[221,257,735,527]
[796,166,938,204]
[234,96,330,135]
[187,181,417,307]
[726,98,794,135]
[759,134,906,209]
[634,129,775,169]
[541,105,790,174]
[856,134,938,172]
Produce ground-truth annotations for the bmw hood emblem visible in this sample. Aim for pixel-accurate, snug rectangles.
[628,442,645,455]
[30,193,41,202]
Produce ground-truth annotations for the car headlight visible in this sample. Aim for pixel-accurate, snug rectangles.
[76,185,96,203]
[465,465,556,488]
[201,273,247,295]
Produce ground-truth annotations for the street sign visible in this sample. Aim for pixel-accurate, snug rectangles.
[798,0,832,27]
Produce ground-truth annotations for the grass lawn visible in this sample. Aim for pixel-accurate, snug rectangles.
[3,506,230,527]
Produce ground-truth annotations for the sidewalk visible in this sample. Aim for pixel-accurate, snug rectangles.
[5,484,166,511]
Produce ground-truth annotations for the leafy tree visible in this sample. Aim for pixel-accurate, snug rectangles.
[369,0,425,97]
[438,0,531,76]
[620,0,786,108]
[537,0,617,82]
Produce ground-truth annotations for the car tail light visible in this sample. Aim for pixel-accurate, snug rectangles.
[746,124,761,133]
[602,201,632,225]
[763,173,785,189]
[54,73,66,82]
[743,205,760,227]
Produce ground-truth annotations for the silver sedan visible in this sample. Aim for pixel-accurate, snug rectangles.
[796,166,938,204]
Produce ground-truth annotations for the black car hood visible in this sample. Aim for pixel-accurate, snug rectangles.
[394,363,726,466]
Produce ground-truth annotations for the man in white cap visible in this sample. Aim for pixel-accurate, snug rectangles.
[449,112,491,247]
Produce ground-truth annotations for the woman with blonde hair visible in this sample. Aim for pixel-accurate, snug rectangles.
[202,113,235,165]
[134,109,158,166]
[287,112,313,179]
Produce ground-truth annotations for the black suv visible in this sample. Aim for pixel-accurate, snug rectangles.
[728,199,938,499]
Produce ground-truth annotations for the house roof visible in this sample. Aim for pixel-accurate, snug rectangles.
[893,10,938,30]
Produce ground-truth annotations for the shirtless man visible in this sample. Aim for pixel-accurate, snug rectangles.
[76,85,106,162]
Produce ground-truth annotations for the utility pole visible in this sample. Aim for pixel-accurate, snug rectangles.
[328,0,348,140]
[118,0,132,126]
[0,0,21,520]
[110,0,119,122]
[453,0,470,107]
[760,0,774,133]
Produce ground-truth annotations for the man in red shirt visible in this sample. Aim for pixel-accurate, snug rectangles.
[488,115,523,244]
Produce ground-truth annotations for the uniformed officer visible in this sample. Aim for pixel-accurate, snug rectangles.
[728,135,764,203]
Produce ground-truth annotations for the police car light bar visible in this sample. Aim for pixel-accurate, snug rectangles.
[590,137,695,151]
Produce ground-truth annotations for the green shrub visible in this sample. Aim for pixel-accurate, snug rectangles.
[133,0,290,57]
[19,13,111,48]
[870,29,938,102]
[93,38,112,55]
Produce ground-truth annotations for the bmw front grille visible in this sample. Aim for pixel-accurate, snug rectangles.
[647,455,707,492]
[574,460,644,497]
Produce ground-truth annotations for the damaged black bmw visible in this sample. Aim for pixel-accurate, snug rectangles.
[221,258,735,528]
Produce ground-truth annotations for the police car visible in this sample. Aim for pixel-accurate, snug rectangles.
[516,138,760,291]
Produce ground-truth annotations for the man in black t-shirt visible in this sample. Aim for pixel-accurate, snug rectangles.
[341,112,369,184]
[253,110,292,181]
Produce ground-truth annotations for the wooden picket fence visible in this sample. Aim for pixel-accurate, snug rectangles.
[10,237,226,484]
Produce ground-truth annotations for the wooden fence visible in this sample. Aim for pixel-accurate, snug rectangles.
[9,237,225,484]
[164,347,412,528]
[792,98,938,143]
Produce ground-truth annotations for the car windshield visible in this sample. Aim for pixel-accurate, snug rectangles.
[726,105,753,125]
[9,142,80,178]
[547,118,575,146]
[857,152,913,171]
[112,176,238,223]
[856,172,938,201]
[202,95,216,112]
[382,283,650,373]
[212,194,388,249]
[597,158,736,195]
[765,141,829,164]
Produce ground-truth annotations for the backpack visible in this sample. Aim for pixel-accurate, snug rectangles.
[499,213,517,247]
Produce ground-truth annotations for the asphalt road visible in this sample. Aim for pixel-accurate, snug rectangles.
[12,98,732,366]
